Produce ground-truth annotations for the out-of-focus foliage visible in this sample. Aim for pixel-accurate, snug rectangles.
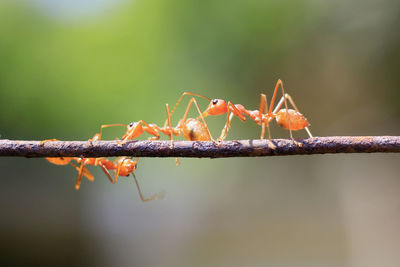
[0,1,316,137]
[0,0,399,266]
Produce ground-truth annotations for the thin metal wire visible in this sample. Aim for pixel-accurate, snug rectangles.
[0,136,399,158]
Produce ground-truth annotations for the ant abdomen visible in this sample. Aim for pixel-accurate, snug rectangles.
[45,157,73,165]
[275,109,309,131]
[182,118,211,141]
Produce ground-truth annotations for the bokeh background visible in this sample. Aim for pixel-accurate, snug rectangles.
[1,0,400,266]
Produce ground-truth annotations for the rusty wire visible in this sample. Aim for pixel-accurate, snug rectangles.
[0,136,399,158]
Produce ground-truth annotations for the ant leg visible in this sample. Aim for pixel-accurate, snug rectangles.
[165,104,175,148]
[279,81,294,140]
[131,173,165,202]
[192,98,215,142]
[258,93,276,148]
[97,162,114,184]
[284,94,313,138]
[180,97,215,142]
[218,112,234,142]
[218,102,245,142]
[269,81,297,142]
[258,94,268,139]
[168,92,211,125]
[114,159,122,184]
[75,163,86,190]
[267,79,283,116]
[70,162,94,181]
[165,104,180,165]
[90,124,127,145]
[262,94,272,140]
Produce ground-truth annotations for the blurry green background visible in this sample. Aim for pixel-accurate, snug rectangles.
[1,0,400,266]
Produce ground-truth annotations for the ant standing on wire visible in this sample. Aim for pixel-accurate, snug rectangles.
[167,79,312,142]
[167,92,246,142]
[227,79,312,141]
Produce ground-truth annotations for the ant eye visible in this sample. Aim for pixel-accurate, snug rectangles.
[212,99,218,105]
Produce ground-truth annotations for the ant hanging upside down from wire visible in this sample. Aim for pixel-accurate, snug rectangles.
[44,155,164,202]
[41,136,164,202]
[75,156,164,202]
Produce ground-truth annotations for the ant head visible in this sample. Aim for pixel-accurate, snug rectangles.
[128,122,137,129]
[119,157,137,176]
[203,99,228,116]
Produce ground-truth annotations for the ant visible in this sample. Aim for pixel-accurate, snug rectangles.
[167,79,312,142]
[91,120,162,146]
[92,98,212,149]
[41,137,164,202]
[167,92,246,142]
[232,79,312,140]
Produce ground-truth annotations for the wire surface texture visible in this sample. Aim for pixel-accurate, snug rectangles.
[0,136,399,158]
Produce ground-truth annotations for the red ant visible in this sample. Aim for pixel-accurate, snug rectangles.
[92,98,212,148]
[232,79,312,140]
[83,134,164,201]
[74,156,164,202]
[167,92,245,142]
[167,79,312,142]
[41,137,164,202]
[91,120,162,146]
